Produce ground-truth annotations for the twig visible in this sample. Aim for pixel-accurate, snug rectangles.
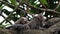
[1,0,60,15]
[25,3,60,15]
[0,0,22,24]
[0,14,12,25]
[0,0,25,13]
[54,0,60,10]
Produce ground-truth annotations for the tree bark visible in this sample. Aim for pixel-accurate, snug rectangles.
[0,22,60,34]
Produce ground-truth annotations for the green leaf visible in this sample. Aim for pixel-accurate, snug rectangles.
[29,10,37,14]
[10,0,17,6]
[40,0,48,6]
[57,6,60,12]
[0,4,3,9]
[34,3,38,7]
[0,25,6,29]
[29,0,36,5]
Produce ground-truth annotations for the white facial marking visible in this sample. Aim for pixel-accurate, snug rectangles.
[34,14,38,16]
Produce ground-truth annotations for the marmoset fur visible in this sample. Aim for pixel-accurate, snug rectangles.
[6,13,45,31]
[43,18,60,28]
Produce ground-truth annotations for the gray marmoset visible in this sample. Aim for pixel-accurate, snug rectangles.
[6,13,45,31]
[14,13,45,29]
[27,13,45,29]
[6,17,29,31]
[43,18,60,28]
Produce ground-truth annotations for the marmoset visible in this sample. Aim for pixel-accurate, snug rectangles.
[6,17,29,30]
[6,13,45,31]
[27,13,45,29]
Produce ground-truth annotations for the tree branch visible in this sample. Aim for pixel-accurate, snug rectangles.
[0,0,25,24]
[45,22,60,34]
[1,0,60,15]
[25,3,60,15]
[0,0,25,13]
[54,0,60,10]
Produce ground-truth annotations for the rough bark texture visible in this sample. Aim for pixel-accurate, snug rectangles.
[1,22,60,34]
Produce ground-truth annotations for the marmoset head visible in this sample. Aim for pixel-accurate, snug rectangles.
[15,17,28,25]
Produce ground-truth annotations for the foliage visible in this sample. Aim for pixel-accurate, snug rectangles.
[0,0,59,30]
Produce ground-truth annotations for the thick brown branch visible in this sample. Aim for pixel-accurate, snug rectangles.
[45,22,60,34]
